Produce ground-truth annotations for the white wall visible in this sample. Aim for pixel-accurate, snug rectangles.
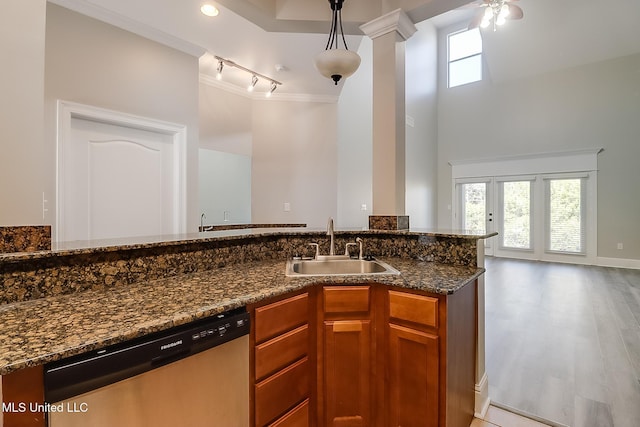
[0,0,46,225]
[405,20,438,229]
[199,149,251,224]
[437,22,640,260]
[251,99,338,228]
[199,84,252,157]
[337,38,374,229]
[44,4,200,233]
[337,22,439,230]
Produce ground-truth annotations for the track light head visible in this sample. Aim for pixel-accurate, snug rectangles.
[266,81,278,98]
[247,75,259,92]
[216,60,224,80]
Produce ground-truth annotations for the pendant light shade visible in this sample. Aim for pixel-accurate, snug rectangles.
[314,49,361,84]
[314,0,360,85]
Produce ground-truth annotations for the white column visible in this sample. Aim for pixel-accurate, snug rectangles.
[360,10,416,216]
[476,245,491,418]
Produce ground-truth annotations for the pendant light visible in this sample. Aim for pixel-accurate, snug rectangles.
[314,0,361,85]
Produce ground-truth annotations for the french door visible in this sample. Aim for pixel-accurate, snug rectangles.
[455,173,594,263]
[457,179,495,256]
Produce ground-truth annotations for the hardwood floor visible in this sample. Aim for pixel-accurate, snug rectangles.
[484,257,640,427]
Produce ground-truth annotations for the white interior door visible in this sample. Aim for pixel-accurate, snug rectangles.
[60,117,177,242]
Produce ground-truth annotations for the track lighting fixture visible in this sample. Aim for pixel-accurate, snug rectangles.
[266,81,278,98]
[247,75,258,92]
[216,60,224,80]
[213,55,282,97]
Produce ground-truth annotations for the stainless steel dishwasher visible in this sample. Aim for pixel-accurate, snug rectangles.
[44,307,250,427]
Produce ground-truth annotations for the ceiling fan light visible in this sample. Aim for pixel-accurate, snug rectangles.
[499,4,510,18]
[496,15,506,26]
[314,49,361,85]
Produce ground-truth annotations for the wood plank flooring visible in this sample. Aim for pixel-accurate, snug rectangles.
[484,257,640,427]
[473,405,554,427]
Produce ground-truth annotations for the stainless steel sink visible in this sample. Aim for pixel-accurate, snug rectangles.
[285,257,400,277]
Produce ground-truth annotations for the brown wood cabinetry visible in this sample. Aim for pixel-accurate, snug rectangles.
[250,281,477,427]
[386,291,441,427]
[383,284,477,427]
[319,286,373,427]
[249,291,313,427]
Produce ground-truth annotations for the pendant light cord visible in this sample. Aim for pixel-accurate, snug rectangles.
[324,0,349,51]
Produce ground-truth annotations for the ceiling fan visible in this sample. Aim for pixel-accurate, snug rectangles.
[467,0,524,31]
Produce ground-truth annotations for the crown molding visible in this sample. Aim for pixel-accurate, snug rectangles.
[49,0,206,57]
[199,74,339,103]
[359,8,417,41]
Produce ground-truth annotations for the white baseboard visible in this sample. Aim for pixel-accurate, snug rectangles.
[488,255,640,270]
[597,256,640,269]
[474,373,491,419]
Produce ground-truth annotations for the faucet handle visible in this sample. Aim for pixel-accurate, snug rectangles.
[308,243,320,260]
[344,242,357,256]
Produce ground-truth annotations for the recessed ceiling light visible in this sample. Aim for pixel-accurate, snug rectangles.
[200,4,219,17]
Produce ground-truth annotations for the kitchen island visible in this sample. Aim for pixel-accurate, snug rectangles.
[0,228,494,426]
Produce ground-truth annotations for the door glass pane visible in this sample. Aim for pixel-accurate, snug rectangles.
[548,179,584,253]
[501,181,531,249]
[462,183,486,234]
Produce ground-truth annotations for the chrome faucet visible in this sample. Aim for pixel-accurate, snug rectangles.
[326,217,335,256]
[200,213,206,231]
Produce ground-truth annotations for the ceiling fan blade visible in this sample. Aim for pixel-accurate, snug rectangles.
[507,4,524,19]
[467,9,485,30]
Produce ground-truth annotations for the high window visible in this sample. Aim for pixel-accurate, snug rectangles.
[447,28,482,88]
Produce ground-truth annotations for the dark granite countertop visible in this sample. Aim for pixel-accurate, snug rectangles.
[0,257,483,375]
[0,228,496,263]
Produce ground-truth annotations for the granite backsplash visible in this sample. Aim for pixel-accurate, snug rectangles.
[0,231,478,305]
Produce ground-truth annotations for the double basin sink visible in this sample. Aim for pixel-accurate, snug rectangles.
[286,256,400,277]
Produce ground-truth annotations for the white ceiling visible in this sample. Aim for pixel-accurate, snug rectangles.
[50,0,640,97]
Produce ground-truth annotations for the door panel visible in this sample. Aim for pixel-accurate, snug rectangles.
[388,324,439,427]
[323,320,372,427]
[61,117,176,242]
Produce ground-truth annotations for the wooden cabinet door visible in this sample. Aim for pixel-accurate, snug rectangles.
[323,320,372,427]
[387,323,439,427]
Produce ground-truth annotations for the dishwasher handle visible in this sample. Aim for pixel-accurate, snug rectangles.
[151,349,191,367]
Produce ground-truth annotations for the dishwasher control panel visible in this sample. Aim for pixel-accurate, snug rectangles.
[190,311,249,342]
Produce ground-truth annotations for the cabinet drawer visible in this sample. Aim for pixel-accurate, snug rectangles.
[324,286,371,314]
[255,293,308,343]
[389,290,438,328]
[255,357,309,427]
[255,325,308,381]
[268,399,309,427]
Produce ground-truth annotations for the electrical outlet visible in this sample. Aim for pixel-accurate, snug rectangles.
[283,202,291,212]
[361,204,367,211]
[617,243,624,250]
